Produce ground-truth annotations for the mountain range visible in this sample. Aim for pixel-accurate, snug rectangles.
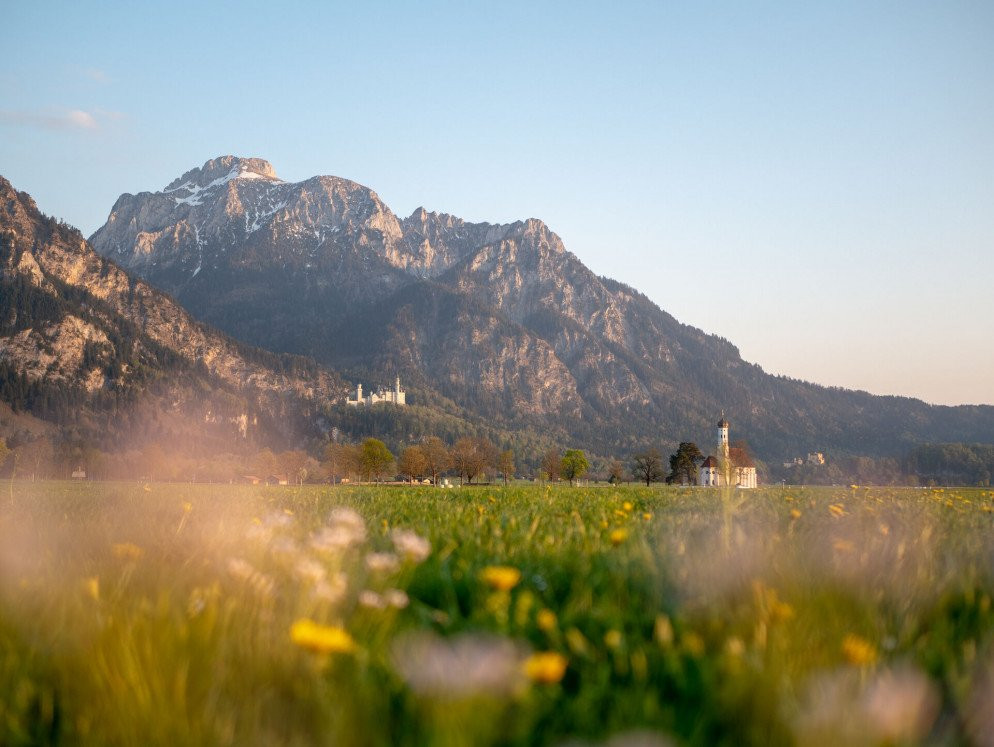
[79,156,994,461]
[0,175,343,456]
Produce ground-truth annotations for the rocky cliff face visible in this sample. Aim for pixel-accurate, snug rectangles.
[90,157,994,458]
[0,175,344,450]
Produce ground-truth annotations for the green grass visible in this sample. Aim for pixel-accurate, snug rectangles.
[2,482,993,745]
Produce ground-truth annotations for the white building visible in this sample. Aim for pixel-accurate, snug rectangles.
[699,416,757,488]
[347,377,406,407]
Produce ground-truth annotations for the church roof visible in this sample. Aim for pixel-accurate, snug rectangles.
[701,456,719,468]
[717,418,729,428]
[729,447,755,469]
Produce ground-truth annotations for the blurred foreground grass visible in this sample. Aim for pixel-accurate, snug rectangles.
[2,482,994,745]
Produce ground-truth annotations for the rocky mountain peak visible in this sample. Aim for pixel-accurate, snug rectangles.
[163,155,279,192]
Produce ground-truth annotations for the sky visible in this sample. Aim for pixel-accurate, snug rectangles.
[2,1,992,406]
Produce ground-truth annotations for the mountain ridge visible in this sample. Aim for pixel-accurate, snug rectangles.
[88,156,994,460]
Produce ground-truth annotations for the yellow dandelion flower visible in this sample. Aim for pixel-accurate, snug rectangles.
[290,619,357,655]
[537,609,558,632]
[524,652,568,684]
[610,528,628,546]
[112,542,144,561]
[682,632,705,656]
[790,508,802,519]
[643,512,652,521]
[841,634,877,666]
[770,600,795,623]
[480,566,521,591]
[604,629,623,649]
[725,637,745,657]
[613,509,628,518]
[84,576,99,600]
[622,501,634,512]
[654,615,674,646]
[182,501,193,513]
[829,504,847,517]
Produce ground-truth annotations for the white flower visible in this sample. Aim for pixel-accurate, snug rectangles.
[391,529,431,563]
[359,590,386,609]
[366,552,400,573]
[294,557,327,584]
[391,633,528,698]
[313,572,348,604]
[384,588,409,609]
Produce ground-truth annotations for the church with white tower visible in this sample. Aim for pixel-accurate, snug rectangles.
[699,416,758,488]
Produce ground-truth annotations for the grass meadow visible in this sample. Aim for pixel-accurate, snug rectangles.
[2,481,994,746]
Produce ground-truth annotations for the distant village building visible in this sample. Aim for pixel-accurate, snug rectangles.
[807,452,825,465]
[699,416,758,488]
[71,467,86,480]
[347,377,406,407]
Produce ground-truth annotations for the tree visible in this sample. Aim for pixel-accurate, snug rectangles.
[540,448,561,482]
[497,449,515,484]
[398,445,428,483]
[253,447,278,479]
[422,436,451,486]
[359,438,394,483]
[607,459,625,484]
[560,449,589,486]
[632,449,665,486]
[322,442,350,484]
[451,436,493,484]
[667,442,704,485]
[279,450,311,485]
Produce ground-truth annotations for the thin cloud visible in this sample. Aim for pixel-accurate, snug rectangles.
[0,107,122,132]
[81,67,110,84]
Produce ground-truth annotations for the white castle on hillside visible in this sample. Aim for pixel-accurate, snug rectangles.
[699,415,758,488]
[347,377,406,407]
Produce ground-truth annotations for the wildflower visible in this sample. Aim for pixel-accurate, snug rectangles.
[610,528,628,546]
[771,599,795,623]
[84,576,99,600]
[604,629,623,649]
[829,504,847,517]
[365,552,400,573]
[294,558,327,584]
[654,615,674,646]
[725,637,745,657]
[622,501,634,512]
[790,508,802,519]
[841,634,878,666]
[391,529,431,562]
[643,512,652,521]
[524,652,568,684]
[312,508,367,553]
[481,565,521,591]
[227,557,275,598]
[313,572,348,603]
[682,632,706,656]
[565,627,591,657]
[182,501,193,513]
[383,588,409,609]
[359,590,386,609]
[832,538,856,553]
[112,542,143,561]
[290,618,357,655]
[392,633,527,697]
[537,608,557,632]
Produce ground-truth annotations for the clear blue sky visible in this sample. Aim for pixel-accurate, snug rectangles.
[3,1,992,405]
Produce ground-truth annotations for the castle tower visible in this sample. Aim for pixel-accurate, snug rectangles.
[357,383,363,402]
[395,376,401,397]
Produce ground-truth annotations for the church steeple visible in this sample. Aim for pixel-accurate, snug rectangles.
[717,413,729,457]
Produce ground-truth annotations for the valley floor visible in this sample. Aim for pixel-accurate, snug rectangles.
[2,482,992,745]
